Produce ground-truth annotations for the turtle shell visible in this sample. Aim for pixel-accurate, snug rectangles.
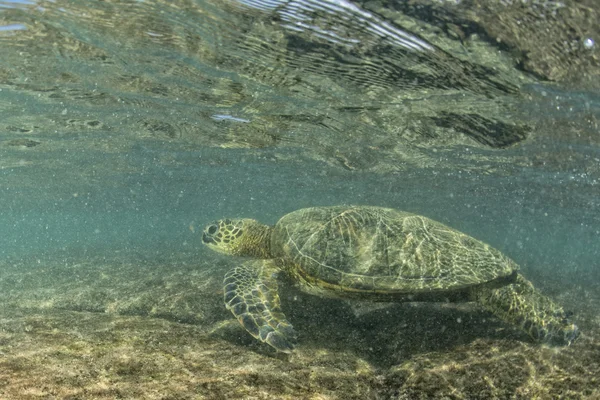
[270,206,518,294]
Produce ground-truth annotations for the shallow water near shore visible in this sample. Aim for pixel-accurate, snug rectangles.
[1,0,599,398]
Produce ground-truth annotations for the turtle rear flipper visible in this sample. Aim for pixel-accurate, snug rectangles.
[472,273,579,345]
[224,260,297,352]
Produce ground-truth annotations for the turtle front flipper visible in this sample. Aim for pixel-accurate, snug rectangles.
[223,260,297,353]
[472,273,579,345]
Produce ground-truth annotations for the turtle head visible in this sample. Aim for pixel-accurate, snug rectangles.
[202,218,272,258]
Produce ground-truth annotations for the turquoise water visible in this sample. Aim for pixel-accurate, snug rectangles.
[1,142,598,277]
[0,0,599,398]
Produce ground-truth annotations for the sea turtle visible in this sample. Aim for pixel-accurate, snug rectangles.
[202,205,579,352]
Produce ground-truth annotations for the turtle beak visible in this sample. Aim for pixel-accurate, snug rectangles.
[202,232,215,244]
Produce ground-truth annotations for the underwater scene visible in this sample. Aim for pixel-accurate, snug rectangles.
[0,0,599,398]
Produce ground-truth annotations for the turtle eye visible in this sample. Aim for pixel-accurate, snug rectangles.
[207,225,218,235]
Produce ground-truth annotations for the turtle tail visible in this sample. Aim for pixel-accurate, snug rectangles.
[223,260,297,353]
[471,273,579,345]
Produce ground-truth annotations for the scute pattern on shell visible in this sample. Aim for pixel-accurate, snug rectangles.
[271,206,518,293]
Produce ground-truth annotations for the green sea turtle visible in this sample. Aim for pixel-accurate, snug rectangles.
[202,205,579,352]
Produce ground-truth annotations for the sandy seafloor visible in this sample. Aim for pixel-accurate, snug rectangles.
[0,251,598,400]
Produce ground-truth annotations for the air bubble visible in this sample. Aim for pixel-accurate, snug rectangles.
[583,37,595,49]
